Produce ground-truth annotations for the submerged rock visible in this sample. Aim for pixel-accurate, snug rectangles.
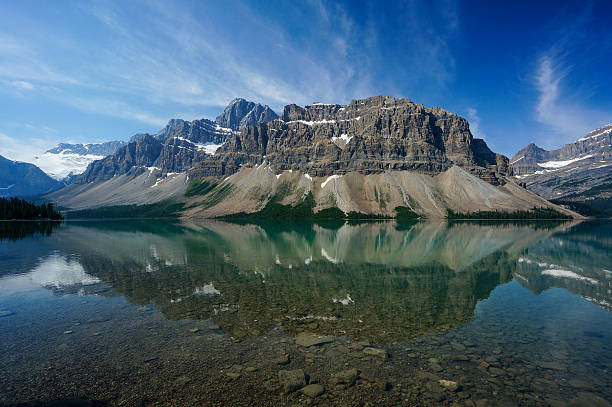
[362,347,387,359]
[329,368,359,387]
[295,333,334,347]
[300,383,324,398]
[278,369,307,393]
[439,379,461,392]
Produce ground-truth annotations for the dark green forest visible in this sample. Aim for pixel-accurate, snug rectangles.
[0,197,63,220]
[446,207,572,220]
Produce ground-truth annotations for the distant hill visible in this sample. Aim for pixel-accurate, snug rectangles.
[0,155,61,198]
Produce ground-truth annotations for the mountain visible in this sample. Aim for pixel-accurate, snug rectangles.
[73,99,278,184]
[510,124,612,215]
[76,120,236,184]
[34,141,126,180]
[0,155,61,197]
[193,96,509,183]
[215,98,278,131]
[48,96,576,218]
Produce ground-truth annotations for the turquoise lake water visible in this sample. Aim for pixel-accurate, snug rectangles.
[0,220,611,406]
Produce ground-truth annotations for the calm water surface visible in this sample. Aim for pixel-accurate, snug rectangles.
[0,220,611,406]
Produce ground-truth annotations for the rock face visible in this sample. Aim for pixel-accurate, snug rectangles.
[74,99,276,183]
[191,96,509,185]
[215,98,278,131]
[77,135,163,183]
[0,155,60,197]
[510,124,612,215]
[154,118,235,144]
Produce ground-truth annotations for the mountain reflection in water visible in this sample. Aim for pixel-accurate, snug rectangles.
[4,219,608,345]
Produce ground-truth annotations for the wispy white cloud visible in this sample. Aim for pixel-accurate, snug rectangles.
[0,131,52,162]
[533,52,610,146]
[10,80,35,90]
[466,108,485,139]
[0,0,461,133]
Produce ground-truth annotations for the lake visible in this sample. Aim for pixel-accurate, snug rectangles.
[0,220,611,406]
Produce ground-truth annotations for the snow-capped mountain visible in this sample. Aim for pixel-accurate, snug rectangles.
[510,124,612,215]
[34,141,126,180]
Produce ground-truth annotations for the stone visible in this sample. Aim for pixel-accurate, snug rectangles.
[569,392,612,407]
[362,347,388,359]
[374,379,390,391]
[429,392,446,402]
[544,399,567,407]
[536,361,565,371]
[329,368,359,387]
[439,379,461,392]
[245,366,258,372]
[274,353,290,365]
[430,363,443,372]
[300,384,324,398]
[226,365,243,379]
[173,376,191,386]
[417,371,440,382]
[295,333,334,347]
[567,379,594,390]
[143,356,158,363]
[451,342,466,351]
[278,369,307,393]
[488,367,505,376]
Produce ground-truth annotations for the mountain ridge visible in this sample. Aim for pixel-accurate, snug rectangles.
[46,96,578,218]
[510,124,612,215]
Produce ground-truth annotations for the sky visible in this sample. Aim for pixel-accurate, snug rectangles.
[0,0,611,162]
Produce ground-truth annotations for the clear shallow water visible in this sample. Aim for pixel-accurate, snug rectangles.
[0,220,611,406]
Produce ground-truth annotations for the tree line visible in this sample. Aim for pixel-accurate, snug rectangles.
[0,197,63,220]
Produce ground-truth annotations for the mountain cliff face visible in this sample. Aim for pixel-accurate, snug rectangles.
[0,155,61,197]
[510,124,612,215]
[191,96,509,184]
[215,98,278,131]
[75,99,276,183]
[77,135,163,183]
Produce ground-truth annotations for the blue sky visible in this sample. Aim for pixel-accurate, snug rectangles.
[0,0,611,162]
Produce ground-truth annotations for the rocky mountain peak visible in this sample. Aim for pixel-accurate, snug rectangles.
[510,124,612,207]
[216,98,278,131]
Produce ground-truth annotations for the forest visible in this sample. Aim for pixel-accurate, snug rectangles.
[0,197,63,220]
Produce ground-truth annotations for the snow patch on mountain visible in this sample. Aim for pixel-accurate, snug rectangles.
[34,152,105,180]
[537,155,593,169]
